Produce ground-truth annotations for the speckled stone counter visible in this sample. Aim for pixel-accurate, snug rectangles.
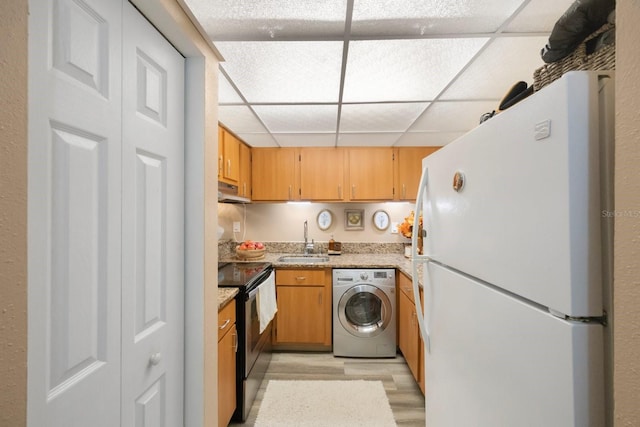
[218,288,238,311]
[219,252,424,287]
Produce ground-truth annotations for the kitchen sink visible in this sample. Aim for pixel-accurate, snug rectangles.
[277,255,330,263]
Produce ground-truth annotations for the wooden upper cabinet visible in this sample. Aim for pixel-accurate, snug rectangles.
[395,147,440,201]
[218,125,240,185]
[347,147,394,201]
[251,148,298,201]
[239,142,251,199]
[299,148,345,201]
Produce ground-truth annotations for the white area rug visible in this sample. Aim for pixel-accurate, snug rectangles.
[255,380,397,427]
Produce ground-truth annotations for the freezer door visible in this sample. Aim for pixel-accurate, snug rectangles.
[424,262,604,427]
[422,71,613,317]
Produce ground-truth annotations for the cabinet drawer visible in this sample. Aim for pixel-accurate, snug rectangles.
[218,299,236,341]
[398,272,415,303]
[276,269,325,286]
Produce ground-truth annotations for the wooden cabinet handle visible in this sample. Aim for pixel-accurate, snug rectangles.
[288,185,292,200]
[351,184,356,198]
[402,183,406,199]
[318,291,322,306]
[218,155,223,175]
[338,184,342,199]
[227,159,231,176]
[295,276,306,281]
[243,182,246,197]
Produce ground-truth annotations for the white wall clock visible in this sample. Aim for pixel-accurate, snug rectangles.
[317,209,333,231]
[372,210,390,231]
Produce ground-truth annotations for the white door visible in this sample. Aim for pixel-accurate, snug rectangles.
[121,2,185,426]
[27,0,123,425]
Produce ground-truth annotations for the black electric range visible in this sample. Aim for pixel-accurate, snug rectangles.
[218,261,273,293]
[217,261,274,421]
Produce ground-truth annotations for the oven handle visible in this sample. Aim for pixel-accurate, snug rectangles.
[248,269,275,300]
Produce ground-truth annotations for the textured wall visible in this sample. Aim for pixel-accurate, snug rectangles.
[614,2,640,426]
[0,1,28,426]
[218,201,418,244]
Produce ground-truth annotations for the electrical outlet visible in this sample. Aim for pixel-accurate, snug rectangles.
[233,221,241,233]
[391,222,399,234]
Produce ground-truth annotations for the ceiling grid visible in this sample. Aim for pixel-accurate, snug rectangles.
[183,0,575,147]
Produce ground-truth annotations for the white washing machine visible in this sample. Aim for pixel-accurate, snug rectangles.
[333,268,396,358]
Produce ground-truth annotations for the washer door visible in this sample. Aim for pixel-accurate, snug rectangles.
[337,284,392,338]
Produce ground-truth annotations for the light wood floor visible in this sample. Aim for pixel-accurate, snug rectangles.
[229,351,426,426]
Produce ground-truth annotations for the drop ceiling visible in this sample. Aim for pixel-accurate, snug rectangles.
[182,0,574,147]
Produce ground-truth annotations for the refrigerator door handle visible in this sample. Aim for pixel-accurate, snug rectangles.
[412,166,431,352]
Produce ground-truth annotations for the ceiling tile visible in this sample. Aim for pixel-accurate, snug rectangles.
[253,105,338,133]
[272,133,337,147]
[219,72,244,104]
[218,106,268,133]
[411,100,498,132]
[505,0,576,33]
[340,103,429,132]
[336,133,403,147]
[351,0,526,37]
[342,38,488,102]
[236,133,278,147]
[216,41,343,103]
[395,131,465,146]
[440,36,549,101]
[183,0,347,40]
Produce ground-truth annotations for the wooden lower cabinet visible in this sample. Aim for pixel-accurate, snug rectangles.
[398,272,425,395]
[218,299,237,427]
[274,268,332,348]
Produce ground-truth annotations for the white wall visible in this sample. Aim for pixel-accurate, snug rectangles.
[218,201,418,244]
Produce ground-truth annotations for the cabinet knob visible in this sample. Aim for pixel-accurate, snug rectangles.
[149,352,162,366]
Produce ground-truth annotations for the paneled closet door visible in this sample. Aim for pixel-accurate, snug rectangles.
[27,0,123,425]
[120,2,185,426]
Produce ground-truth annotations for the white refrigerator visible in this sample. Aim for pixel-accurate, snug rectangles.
[411,71,613,427]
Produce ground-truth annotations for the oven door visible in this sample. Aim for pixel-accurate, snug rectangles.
[244,270,275,374]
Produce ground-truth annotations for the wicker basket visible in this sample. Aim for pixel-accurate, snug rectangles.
[533,24,615,92]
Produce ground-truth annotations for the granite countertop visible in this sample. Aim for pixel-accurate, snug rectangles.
[218,288,238,311]
[217,252,424,310]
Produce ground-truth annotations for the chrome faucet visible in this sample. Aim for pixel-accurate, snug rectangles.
[303,220,314,254]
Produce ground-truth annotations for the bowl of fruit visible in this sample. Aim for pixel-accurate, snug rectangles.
[235,240,266,260]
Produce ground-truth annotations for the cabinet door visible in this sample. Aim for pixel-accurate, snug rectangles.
[396,147,439,201]
[218,126,224,181]
[299,147,345,200]
[398,288,420,380]
[222,129,240,184]
[275,286,326,344]
[252,148,297,201]
[239,142,251,198]
[347,147,394,200]
[218,324,237,427]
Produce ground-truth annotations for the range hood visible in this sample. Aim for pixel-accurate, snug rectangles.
[218,181,250,203]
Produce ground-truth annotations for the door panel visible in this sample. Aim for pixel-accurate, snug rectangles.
[28,0,122,425]
[121,3,185,426]
[425,262,604,427]
[422,73,609,316]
